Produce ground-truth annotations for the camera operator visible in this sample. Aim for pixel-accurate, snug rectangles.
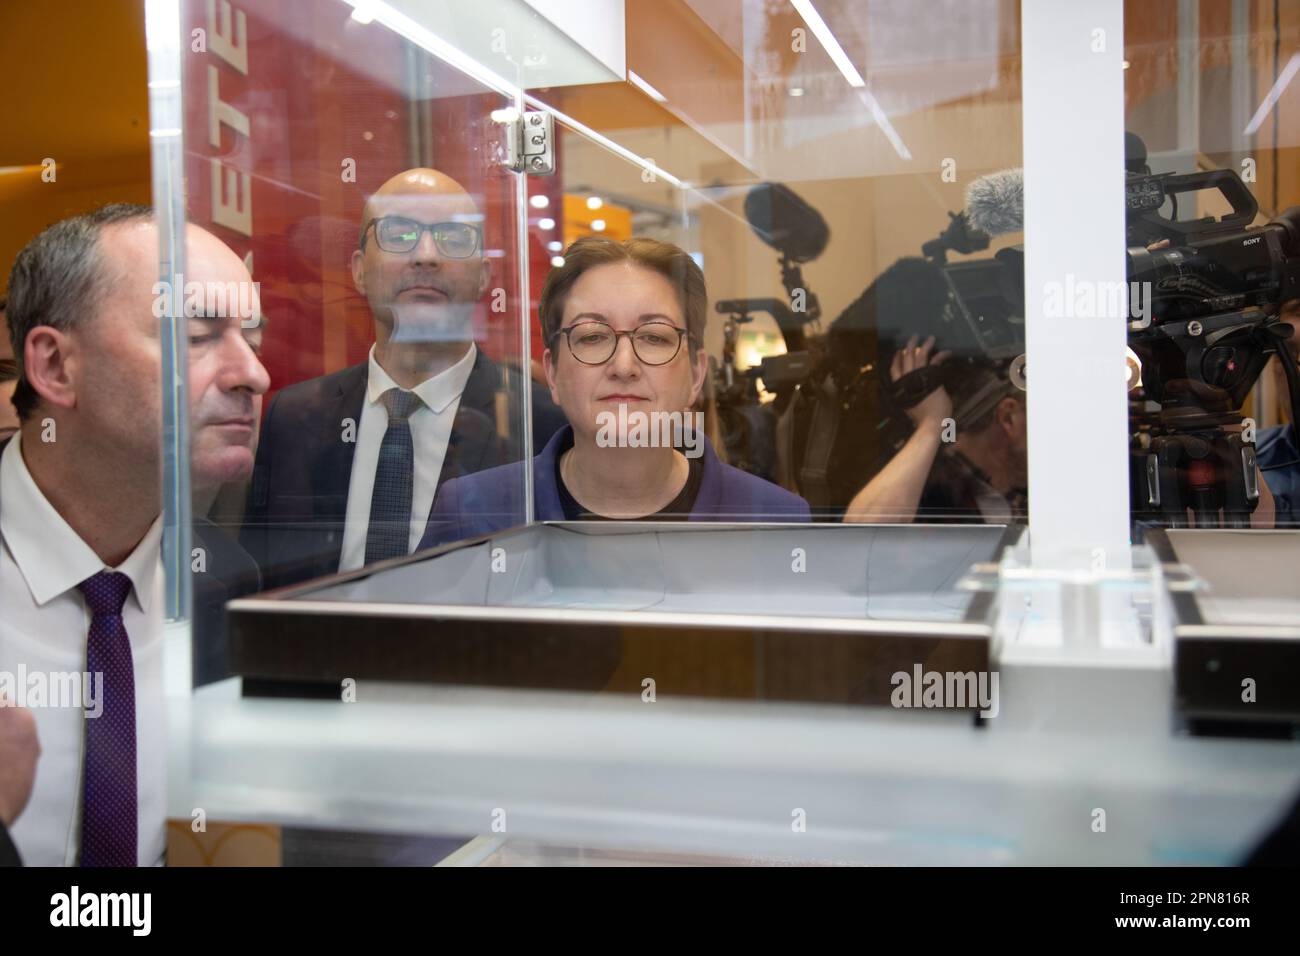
[847,336,1277,527]
[1258,299,1300,526]
[842,337,1026,524]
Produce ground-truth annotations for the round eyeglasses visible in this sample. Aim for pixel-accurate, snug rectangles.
[363,216,481,258]
[554,321,690,366]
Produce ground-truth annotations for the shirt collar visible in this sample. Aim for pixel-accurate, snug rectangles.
[0,432,162,613]
[366,342,478,415]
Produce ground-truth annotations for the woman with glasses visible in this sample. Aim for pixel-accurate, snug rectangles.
[419,236,808,546]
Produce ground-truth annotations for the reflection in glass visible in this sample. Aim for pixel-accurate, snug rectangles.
[1123,0,1300,530]
[179,0,552,687]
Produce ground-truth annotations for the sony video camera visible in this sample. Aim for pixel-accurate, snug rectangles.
[1125,164,1300,526]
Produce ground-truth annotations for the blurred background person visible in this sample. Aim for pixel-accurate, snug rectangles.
[421,237,807,546]
[847,337,1276,528]
[844,339,1027,524]
[0,296,17,441]
[0,359,18,442]
[243,167,564,588]
[1258,299,1300,526]
[0,699,40,867]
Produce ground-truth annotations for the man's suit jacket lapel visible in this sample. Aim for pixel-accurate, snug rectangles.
[312,363,367,527]
[296,351,506,564]
[437,349,505,487]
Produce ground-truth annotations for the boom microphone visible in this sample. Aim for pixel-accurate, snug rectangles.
[965,167,1024,238]
[963,136,1157,238]
[744,182,829,263]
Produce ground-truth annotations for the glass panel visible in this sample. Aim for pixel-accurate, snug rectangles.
[548,0,1027,524]
[1123,0,1300,531]
[140,0,1300,870]
[216,0,1031,709]
[177,0,532,688]
[175,0,1035,696]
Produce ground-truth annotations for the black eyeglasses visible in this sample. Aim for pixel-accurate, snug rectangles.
[362,216,481,257]
[553,321,690,366]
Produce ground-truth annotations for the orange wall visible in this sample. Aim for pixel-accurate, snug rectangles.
[0,0,151,294]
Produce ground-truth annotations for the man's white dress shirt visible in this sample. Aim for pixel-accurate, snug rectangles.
[338,343,477,571]
[0,433,165,866]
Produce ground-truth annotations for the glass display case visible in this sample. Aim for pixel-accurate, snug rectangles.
[143,0,1300,866]
[1148,528,1300,731]
[227,522,1010,704]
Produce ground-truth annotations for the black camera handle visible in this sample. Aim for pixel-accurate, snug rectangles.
[714,298,807,353]
[886,365,947,410]
[1127,169,1259,245]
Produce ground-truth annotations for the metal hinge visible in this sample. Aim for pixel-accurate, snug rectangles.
[496,110,554,175]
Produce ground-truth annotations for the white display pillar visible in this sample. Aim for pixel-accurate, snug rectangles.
[1021,0,1132,574]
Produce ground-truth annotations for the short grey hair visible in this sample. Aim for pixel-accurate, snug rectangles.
[5,203,154,420]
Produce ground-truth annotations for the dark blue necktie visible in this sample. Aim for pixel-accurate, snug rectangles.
[78,570,137,867]
[365,388,423,563]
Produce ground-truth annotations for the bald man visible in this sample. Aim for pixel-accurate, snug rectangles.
[242,168,564,588]
[1,204,268,864]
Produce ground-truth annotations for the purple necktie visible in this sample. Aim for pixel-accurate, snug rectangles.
[78,570,137,867]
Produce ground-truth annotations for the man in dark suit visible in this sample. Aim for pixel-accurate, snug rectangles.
[243,168,563,590]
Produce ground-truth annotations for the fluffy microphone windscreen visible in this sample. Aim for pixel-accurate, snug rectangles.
[965,168,1024,238]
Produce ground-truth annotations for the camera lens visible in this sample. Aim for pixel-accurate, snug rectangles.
[1202,344,1246,390]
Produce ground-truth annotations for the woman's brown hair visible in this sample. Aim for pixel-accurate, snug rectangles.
[538,237,707,351]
